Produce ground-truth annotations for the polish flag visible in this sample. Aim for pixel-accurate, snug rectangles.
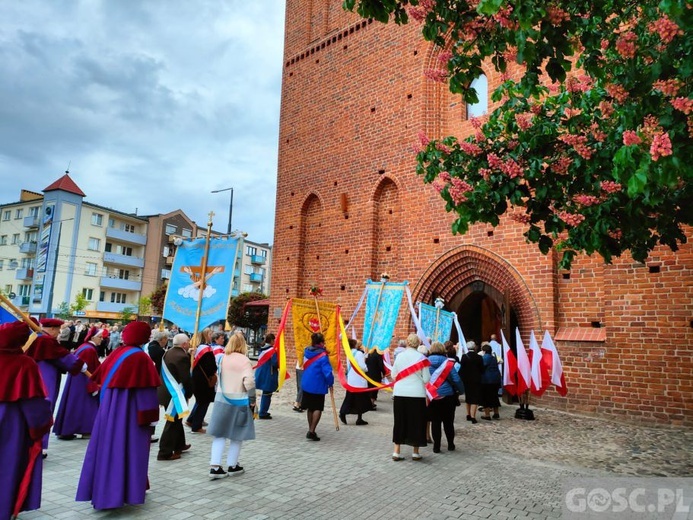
[501,330,517,395]
[529,330,549,396]
[540,330,568,396]
[515,328,531,395]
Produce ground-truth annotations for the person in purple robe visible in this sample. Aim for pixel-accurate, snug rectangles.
[0,320,54,520]
[76,321,161,510]
[53,327,103,440]
[24,317,86,458]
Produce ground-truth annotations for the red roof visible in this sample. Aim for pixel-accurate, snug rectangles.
[244,299,270,307]
[43,173,86,197]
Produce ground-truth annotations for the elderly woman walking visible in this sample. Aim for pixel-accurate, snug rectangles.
[391,333,431,461]
[207,333,256,479]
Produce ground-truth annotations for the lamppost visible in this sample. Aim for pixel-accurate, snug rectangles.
[211,187,233,235]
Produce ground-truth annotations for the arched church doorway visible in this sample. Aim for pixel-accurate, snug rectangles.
[413,245,538,347]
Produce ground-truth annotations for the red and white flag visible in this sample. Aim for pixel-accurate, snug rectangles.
[540,330,568,396]
[529,330,549,396]
[501,330,517,395]
[515,328,531,395]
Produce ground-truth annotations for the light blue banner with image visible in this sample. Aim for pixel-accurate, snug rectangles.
[419,302,454,344]
[162,236,241,333]
[361,280,406,353]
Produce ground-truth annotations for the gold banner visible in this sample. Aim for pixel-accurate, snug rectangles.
[292,298,338,369]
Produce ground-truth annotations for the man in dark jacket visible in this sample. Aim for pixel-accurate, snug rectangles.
[147,330,168,375]
[255,333,278,419]
[157,334,192,461]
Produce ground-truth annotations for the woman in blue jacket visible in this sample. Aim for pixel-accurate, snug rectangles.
[427,341,464,453]
[255,334,278,419]
[300,333,334,441]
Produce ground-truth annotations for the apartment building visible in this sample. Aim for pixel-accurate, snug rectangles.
[0,173,148,320]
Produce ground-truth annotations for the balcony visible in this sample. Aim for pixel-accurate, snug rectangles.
[231,288,240,297]
[24,215,39,228]
[19,241,37,254]
[106,226,147,246]
[103,252,145,268]
[15,268,34,280]
[250,255,266,265]
[249,272,264,283]
[100,276,142,292]
[161,268,171,280]
[12,295,30,307]
[165,255,174,266]
[96,301,133,313]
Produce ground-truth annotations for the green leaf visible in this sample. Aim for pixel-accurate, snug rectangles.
[477,0,504,16]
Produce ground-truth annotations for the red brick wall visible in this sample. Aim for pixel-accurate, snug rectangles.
[272,0,693,427]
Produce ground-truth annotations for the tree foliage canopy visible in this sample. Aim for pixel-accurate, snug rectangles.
[227,292,268,330]
[344,0,693,267]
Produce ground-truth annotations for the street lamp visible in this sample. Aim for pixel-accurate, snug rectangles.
[211,187,233,235]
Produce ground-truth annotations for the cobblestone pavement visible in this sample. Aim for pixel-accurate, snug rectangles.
[20,378,692,520]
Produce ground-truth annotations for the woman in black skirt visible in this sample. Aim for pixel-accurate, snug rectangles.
[459,341,484,424]
[480,344,501,419]
[339,339,371,425]
[391,334,430,461]
[365,346,386,410]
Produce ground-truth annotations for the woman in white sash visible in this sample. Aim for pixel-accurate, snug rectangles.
[391,334,431,461]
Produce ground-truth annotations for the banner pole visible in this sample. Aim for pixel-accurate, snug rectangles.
[191,212,214,364]
[0,293,41,334]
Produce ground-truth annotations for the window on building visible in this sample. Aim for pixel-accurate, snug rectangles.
[163,246,170,257]
[15,208,23,219]
[0,260,4,270]
[4,284,12,294]
[91,213,103,226]
[82,288,94,300]
[24,231,37,242]
[118,269,130,280]
[244,265,253,275]
[165,224,177,235]
[99,291,105,302]
[8,259,17,270]
[2,210,10,221]
[161,269,171,280]
[88,238,101,251]
[29,207,39,217]
[243,284,253,292]
[121,223,135,233]
[18,284,30,296]
[85,262,97,276]
[122,246,133,256]
[260,249,268,257]
[181,228,192,238]
[11,234,20,245]
[104,242,112,253]
[20,258,32,269]
[0,235,7,245]
[108,218,115,228]
[466,74,489,119]
[246,246,257,256]
[110,292,127,304]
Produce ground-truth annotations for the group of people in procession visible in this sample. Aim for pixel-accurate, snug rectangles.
[2,311,504,519]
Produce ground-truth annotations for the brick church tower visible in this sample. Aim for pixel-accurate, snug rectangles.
[270,1,693,426]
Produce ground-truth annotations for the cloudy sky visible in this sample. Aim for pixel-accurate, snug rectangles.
[0,1,285,244]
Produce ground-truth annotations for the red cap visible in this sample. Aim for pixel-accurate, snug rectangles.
[40,318,64,328]
[121,321,151,346]
[0,321,32,354]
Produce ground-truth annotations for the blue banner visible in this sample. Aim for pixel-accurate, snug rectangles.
[419,302,455,344]
[162,236,242,333]
[0,305,17,324]
[361,280,406,353]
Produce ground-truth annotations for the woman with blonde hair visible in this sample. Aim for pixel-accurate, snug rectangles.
[206,333,256,479]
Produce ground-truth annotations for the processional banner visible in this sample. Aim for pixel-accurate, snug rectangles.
[361,280,406,353]
[419,302,455,344]
[162,236,242,333]
[291,298,338,369]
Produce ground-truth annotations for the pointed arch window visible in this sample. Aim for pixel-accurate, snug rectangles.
[466,74,488,119]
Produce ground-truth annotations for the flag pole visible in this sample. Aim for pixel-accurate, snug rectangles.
[190,212,214,365]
